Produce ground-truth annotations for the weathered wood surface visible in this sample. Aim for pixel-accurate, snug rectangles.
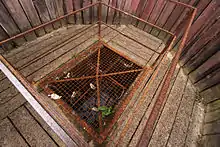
[2,0,37,41]
[0,24,206,146]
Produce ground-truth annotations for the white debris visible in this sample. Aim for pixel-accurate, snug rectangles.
[123,62,133,68]
[91,107,98,112]
[55,77,59,80]
[90,83,96,90]
[71,91,76,98]
[48,93,62,100]
[64,72,71,79]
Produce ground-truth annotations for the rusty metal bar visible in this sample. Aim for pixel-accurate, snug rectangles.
[137,8,197,147]
[0,55,88,147]
[0,2,99,46]
[96,48,103,131]
[169,0,196,10]
[99,69,143,77]
[114,35,176,145]
[101,2,174,36]
[47,69,143,84]
[107,76,127,89]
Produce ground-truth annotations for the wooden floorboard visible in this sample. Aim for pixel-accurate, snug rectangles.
[25,103,66,147]
[8,106,58,146]
[166,80,196,147]
[0,118,29,147]
[0,24,203,147]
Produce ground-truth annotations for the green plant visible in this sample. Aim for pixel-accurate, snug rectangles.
[98,106,114,118]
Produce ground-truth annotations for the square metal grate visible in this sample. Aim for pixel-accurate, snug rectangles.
[39,42,144,143]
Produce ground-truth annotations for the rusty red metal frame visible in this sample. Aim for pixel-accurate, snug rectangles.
[136,4,197,147]
[0,0,196,146]
[38,41,146,144]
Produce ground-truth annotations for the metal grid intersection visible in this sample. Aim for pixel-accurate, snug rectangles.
[39,42,143,139]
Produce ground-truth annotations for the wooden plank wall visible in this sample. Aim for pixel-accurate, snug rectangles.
[0,0,219,101]
[0,0,219,145]
[0,2,219,93]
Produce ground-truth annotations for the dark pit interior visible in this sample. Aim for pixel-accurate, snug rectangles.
[41,45,143,133]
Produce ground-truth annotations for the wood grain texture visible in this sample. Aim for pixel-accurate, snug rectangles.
[45,0,62,29]
[2,0,37,41]
[63,0,75,24]
[32,0,54,33]
[8,106,57,146]
[189,51,220,83]
[0,1,26,45]
[19,0,46,36]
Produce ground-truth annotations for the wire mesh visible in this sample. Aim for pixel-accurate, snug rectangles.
[40,44,143,134]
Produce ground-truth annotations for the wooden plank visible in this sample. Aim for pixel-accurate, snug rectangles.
[157,0,190,40]
[180,19,220,66]
[82,0,91,24]
[19,0,46,37]
[18,26,100,78]
[111,34,154,62]
[44,0,62,29]
[206,99,220,113]
[202,134,220,147]
[0,118,29,147]
[185,101,204,147]
[25,103,66,146]
[74,0,83,24]
[204,109,220,123]
[5,26,85,64]
[0,94,26,120]
[124,25,164,52]
[107,0,117,24]
[161,0,189,31]
[63,0,75,24]
[25,26,105,82]
[32,0,54,33]
[170,0,197,33]
[0,1,26,45]
[116,54,174,146]
[194,68,220,92]
[132,0,147,26]
[166,80,196,147]
[145,0,167,33]
[107,41,147,66]
[148,69,188,147]
[8,106,57,146]
[0,86,20,105]
[55,0,67,26]
[92,0,98,23]
[102,0,109,23]
[30,36,98,82]
[117,58,180,146]
[189,51,220,83]
[151,1,176,36]
[203,119,220,135]
[139,0,157,30]
[183,35,220,74]
[0,78,12,93]
[201,84,220,104]
[11,26,87,70]
[121,0,132,24]
[0,26,14,51]
[112,0,122,24]
[185,1,219,46]
[2,0,37,41]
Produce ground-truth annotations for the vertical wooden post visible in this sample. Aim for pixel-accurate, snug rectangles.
[98,0,102,40]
